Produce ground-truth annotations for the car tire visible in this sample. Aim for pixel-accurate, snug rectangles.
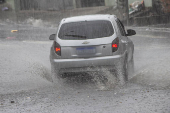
[128,57,134,77]
[51,64,63,85]
[116,56,128,86]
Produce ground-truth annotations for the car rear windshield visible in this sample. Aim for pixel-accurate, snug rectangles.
[58,20,114,40]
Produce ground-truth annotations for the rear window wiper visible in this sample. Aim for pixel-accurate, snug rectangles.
[64,34,87,38]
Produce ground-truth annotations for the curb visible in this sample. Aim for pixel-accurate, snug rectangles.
[128,27,170,37]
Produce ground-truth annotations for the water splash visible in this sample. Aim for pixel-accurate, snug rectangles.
[90,68,117,90]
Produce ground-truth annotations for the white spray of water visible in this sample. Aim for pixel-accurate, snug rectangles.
[91,68,117,90]
[0,17,55,28]
[26,17,45,27]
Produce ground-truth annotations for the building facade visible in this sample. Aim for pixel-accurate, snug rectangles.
[4,0,153,11]
[72,0,115,8]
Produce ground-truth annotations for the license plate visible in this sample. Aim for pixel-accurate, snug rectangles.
[76,47,96,55]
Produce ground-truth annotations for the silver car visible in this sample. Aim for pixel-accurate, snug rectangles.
[49,14,136,85]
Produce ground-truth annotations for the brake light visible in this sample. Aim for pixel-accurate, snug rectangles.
[112,44,118,48]
[55,48,60,52]
[112,37,119,52]
[54,41,61,56]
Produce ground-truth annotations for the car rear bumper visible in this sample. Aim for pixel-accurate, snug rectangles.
[51,54,125,74]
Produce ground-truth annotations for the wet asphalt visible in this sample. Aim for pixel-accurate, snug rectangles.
[0,23,170,113]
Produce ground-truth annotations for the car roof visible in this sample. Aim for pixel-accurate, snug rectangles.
[61,14,117,23]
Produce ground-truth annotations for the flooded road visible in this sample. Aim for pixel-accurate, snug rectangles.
[0,24,170,113]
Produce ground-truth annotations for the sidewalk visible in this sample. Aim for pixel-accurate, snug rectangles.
[128,25,170,37]
[129,26,170,32]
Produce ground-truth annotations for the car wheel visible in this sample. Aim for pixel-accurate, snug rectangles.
[128,57,134,77]
[116,56,128,86]
[51,64,63,85]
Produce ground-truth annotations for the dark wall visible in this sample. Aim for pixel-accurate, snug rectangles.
[132,14,170,26]
[76,0,105,8]
[46,0,73,10]
[20,0,39,10]
[19,0,74,11]
[0,0,5,4]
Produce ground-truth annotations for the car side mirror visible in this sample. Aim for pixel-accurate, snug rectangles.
[49,34,56,40]
[126,29,136,36]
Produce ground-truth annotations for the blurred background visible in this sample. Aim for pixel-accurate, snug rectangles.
[0,0,170,26]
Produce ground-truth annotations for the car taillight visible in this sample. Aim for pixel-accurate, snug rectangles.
[112,37,119,52]
[54,41,61,56]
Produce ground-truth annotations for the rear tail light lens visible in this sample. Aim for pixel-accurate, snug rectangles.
[54,41,61,56]
[55,48,60,52]
[112,37,119,52]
